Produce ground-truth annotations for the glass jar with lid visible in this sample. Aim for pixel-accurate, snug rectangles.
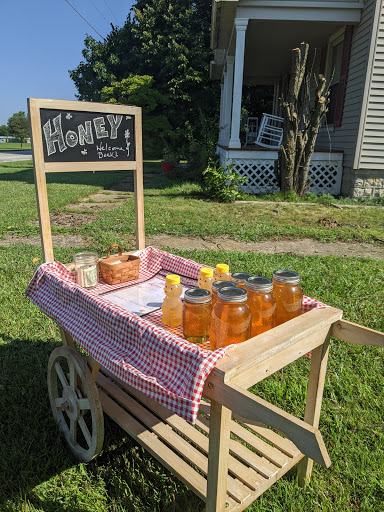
[246,276,276,336]
[74,252,99,289]
[231,272,253,290]
[272,270,303,326]
[183,288,211,344]
[210,286,251,350]
[211,280,236,309]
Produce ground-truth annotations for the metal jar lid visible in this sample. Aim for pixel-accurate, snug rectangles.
[231,272,252,283]
[184,288,211,304]
[212,280,236,292]
[218,286,247,303]
[272,270,300,285]
[246,276,273,292]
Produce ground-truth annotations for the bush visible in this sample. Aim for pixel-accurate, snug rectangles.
[202,159,248,202]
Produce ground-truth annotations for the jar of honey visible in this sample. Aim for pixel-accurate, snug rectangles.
[211,280,236,309]
[210,286,251,350]
[272,270,303,326]
[214,263,231,282]
[246,276,276,337]
[231,272,252,290]
[183,288,211,344]
[198,267,214,291]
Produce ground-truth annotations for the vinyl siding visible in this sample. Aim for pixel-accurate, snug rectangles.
[315,0,375,168]
[356,2,384,169]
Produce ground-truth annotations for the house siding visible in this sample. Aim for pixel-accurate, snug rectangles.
[357,2,384,170]
[315,0,375,170]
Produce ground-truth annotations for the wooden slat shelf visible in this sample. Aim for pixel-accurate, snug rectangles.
[96,369,304,512]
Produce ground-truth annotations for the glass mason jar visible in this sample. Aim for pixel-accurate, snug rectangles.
[210,286,251,350]
[183,288,211,344]
[272,270,303,326]
[74,252,99,289]
[246,276,276,337]
[231,272,253,290]
[211,280,236,309]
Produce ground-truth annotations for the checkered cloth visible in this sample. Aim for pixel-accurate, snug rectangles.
[25,246,327,423]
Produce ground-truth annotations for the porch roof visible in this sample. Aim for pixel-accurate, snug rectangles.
[210,0,363,81]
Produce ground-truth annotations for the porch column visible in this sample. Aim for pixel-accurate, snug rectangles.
[229,18,248,149]
[218,81,225,144]
[222,57,234,146]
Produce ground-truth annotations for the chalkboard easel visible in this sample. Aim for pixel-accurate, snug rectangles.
[28,98,144,262]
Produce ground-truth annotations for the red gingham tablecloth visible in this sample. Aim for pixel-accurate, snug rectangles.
[25,246,327,424]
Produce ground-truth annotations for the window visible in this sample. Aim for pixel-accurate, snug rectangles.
[325,26,353,127]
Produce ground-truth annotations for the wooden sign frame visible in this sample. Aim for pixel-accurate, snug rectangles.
[28,98,145,263]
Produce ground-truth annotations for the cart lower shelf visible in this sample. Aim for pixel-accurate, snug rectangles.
[96,368,304,512]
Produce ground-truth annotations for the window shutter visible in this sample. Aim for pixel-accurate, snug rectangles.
[333,25,353,127]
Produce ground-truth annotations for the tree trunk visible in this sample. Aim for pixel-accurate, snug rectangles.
[278,42,330,197]
[279,43,308,193]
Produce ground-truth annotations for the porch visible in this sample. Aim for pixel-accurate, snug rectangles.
[217,145,344,195]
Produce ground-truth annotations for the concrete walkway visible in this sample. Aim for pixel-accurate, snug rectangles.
[0,150,32,162]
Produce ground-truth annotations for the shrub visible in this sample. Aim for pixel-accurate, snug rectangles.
[203,159,248,202]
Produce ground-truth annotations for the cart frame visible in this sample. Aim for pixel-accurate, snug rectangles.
[29,98,384,512]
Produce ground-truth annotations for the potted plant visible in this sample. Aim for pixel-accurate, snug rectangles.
[161,146,179,172]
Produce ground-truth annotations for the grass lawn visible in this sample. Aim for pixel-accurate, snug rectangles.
[0,142,31,151]
[0,160,383,511]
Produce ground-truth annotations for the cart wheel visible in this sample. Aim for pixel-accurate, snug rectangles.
[47,346,104,462]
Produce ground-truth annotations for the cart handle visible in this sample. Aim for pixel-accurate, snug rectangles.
[203,380,331,469]
[107,243,123,258]
[332,319,384,347]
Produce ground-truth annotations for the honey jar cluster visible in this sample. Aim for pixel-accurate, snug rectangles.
[161,264,303,350]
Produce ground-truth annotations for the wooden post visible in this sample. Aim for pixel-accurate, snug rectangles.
[28,98,54,262]
[297,332,331,486]
[134,108,145,250]
[206,399,232,512]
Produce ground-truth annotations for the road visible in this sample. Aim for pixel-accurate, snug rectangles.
[0,150,32,162]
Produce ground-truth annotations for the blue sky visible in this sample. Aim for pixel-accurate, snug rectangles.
[0,0,134,126]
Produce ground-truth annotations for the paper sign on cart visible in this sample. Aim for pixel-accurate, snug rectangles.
[101,276,189,316]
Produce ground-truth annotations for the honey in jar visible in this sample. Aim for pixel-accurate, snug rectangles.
[246,276,276,337]
[272,270,303,326]
[231,272,252,290]
[183,288,211,343]
[211,280,236,309]
[162,274,182,327]
[214,263,231,282]
[198,267,214,292]
[210,286,251,350]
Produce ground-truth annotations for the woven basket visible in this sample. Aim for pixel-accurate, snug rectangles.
[99,244,140,285]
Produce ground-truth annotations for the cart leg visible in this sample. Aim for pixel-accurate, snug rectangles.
[297,333,331,487]
[59,327,75,348]
[206,399,231,512]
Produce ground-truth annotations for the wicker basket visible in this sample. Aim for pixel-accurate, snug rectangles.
[99,244,140,285]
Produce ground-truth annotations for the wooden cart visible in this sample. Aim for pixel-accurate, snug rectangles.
[29,98,384,512]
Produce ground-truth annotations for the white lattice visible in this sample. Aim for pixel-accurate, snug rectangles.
[219,150,343,196]
[307,160,342,195]
[234,159,279,194]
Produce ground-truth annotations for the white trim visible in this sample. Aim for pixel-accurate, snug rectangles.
[353,0,383,169]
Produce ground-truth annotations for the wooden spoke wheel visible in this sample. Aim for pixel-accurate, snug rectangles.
[47,346,104,462]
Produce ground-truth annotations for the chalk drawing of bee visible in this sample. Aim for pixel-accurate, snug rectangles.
[125,116,131,120]
[66,113,72,120]
[81,149,87,156]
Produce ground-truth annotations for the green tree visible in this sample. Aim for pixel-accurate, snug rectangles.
[69,1,219,163]
[7,111,30,148]
[0,125,10,142]
[101,75,172,157]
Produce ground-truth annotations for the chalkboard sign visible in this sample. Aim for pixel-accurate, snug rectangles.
[28,98,145,262]
[40,108,135,163]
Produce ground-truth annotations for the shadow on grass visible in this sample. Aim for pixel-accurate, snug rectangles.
[0,336,202,511]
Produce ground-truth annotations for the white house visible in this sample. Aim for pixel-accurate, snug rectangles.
[210,0,384,197]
